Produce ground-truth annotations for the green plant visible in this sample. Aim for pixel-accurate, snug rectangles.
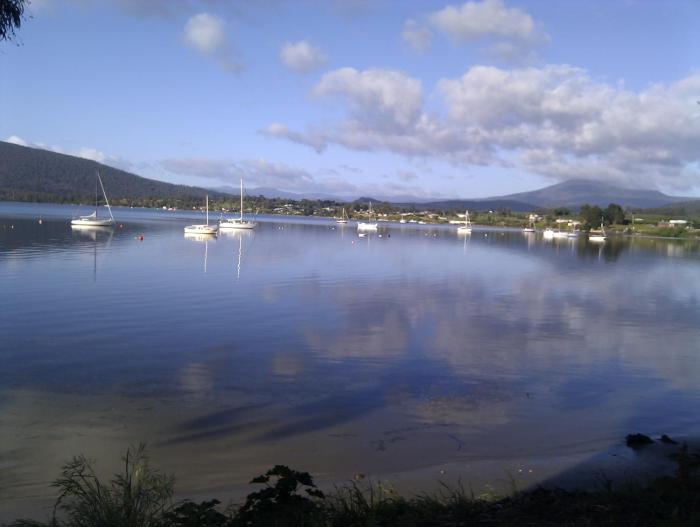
[158,499,232,527]
[9,444,174,527]
[233,465,325,527]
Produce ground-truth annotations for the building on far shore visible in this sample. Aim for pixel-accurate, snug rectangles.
[658,219,689,228]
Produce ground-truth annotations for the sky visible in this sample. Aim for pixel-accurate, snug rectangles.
[1,0,699,199]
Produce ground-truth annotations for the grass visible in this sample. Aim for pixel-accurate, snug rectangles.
[6,443,700,527]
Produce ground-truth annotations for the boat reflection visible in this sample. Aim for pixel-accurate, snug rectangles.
[221,229,254,279]
[184,232,216,273]
[70,224,114,241]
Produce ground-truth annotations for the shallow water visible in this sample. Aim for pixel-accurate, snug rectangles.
[1,201,699,517]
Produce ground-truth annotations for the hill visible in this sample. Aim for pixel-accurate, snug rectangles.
[493,180,688,209]
[395,198,538,212]
[0,141,228,205]
[641,199,700,217]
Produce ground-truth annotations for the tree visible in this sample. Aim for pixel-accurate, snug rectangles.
[580,204,604,228]
[1,0,26,42]
[604,203,626,225]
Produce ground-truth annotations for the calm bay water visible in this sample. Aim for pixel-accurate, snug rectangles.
[1,201,700,516]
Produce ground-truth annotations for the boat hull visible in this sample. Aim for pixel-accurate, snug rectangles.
[184,225,218,235]
[219,221,256,230]
[357,223,378,230]
[71,219,114,227]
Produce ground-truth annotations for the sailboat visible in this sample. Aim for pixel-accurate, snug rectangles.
[357,202,378,231]
[567,221,582,237]
[71,171,115,227]
[220,179,257,230]
[457,210,472,233]
[588,218,607,242]
[522,217,536,233]
[184,195,218,235]
[336,208,349,224]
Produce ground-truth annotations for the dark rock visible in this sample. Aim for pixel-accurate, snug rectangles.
[659,434,678,444]
[626,433,654,449]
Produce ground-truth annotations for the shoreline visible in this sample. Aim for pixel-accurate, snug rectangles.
[2,437,695,524]
[1,200,699,242]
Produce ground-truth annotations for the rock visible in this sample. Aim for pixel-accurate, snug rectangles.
[660,434,678,444]
[626,433,654,449]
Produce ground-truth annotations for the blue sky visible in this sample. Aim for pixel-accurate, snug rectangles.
[1,0,699,199]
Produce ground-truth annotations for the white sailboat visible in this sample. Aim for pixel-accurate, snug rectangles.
[567,222,582,237]
[588,219,607,242]
[457,210,472,233]
[71,171,115,227]
[184,195,218,235]
[336,208,349,224]
[357,202,378,231]
[522,217,536,233]
[220,179,257,230]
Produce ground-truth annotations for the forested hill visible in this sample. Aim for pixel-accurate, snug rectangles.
[0,141,226,206]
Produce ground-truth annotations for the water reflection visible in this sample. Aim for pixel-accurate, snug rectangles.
[2,203,700,518]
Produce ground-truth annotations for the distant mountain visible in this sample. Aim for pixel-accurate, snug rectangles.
[407,198,538,212]
[214,186,436,204]
[641,199,700,217]
[214,185,344,201]
[0,141,227,203]
[492,180,688,209]
[4,141,692,213]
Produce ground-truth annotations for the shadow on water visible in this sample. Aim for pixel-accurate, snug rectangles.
[2,203,700,517]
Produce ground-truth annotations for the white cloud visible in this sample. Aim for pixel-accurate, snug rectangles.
[183,12,241,72]
[428,0,543,44]
[402,19,432,52]
[265,65,700,190]
[5,135,29,147]
[312,67,423,131]
[280,40,327,73]
[4,135,129,169]
[77,147,107,163]
[413,0,548,64]
[261,123,327,153]
[161,158,316,191]
[159,157,443,198]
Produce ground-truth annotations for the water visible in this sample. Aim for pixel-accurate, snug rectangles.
[1,201,700,516]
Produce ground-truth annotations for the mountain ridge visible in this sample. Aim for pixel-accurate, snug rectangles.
[1,141,697,211]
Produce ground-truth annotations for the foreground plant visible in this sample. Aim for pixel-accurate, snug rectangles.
[10,444,174,527]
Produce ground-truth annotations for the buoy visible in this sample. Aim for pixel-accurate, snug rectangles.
[38,218,43,224]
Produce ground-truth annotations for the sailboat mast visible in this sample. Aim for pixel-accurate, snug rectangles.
[97,171,114,222]
[206,195,209,225]
[240,178,244,220]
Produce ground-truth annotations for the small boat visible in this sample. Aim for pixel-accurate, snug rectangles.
[71,171,115,227]
[567,222,582,237]
[552,229,569,239]
[543,227,555,239]
[522,217,535,233]
[220,179,257,230]
[185,195,218,235]
[357,202,378,231]
[588,219,607,242]
[457,210,472,234]
[336,208,349,224]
